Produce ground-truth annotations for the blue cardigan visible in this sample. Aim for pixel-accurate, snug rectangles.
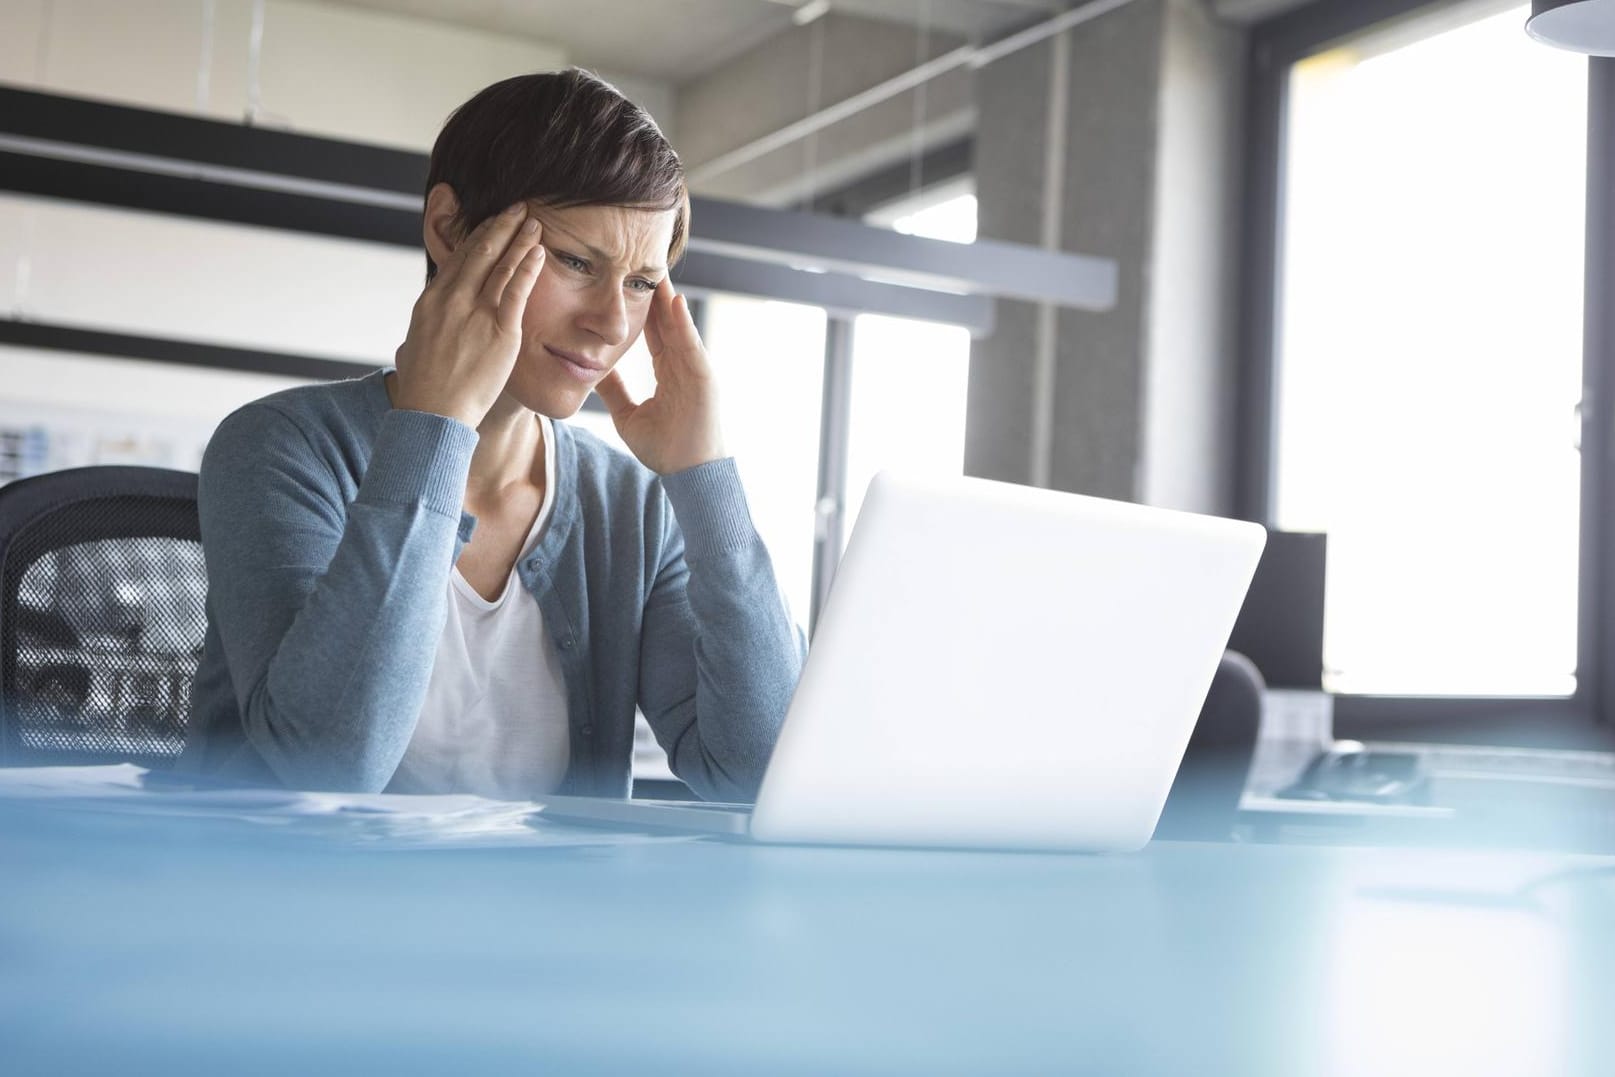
[178,370,806,801]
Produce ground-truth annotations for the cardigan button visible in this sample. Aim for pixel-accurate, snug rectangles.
[582,725,594,737]
[560,636,575,649]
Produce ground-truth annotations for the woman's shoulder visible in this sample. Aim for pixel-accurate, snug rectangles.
[205,372,388,479]
[226,372,385,434]
[216,371,382,437]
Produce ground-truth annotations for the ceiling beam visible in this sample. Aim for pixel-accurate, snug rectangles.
[0,84,1116,333]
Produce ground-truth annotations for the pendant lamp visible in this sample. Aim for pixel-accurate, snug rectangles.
[1527,0,1615,55]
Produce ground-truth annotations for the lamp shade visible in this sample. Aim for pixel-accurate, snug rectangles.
[1527,0,1615,55]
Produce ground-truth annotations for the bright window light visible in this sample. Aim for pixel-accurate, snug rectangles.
[568,298,826,629]
[866,178,978,243]
[844,187,976,544]
[1276,4,1586,696]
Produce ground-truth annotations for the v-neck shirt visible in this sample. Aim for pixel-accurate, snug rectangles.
[386,416,570,799]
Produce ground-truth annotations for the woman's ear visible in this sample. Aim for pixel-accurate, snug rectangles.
[422,182,462,271]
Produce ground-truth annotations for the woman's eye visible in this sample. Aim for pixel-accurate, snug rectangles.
[629,278,657,294]
[557,253,588,272]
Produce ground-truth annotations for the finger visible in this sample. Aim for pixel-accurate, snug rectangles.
[593,368,639,422]
[593,369,640,425]
[661,291,712,380]
[432,206,520,293]
[482,217,543,308]
[644,279,680,382]
[496,242,546,331]
[436,202,528,292]
[643,291,665,356]
[669,293,703,350]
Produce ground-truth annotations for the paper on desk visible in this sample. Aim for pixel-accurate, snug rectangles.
[0,764,701,850]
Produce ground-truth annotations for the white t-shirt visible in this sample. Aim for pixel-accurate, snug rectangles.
[386,417,571,800]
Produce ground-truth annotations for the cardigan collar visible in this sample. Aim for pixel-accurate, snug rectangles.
[364,368,580,572]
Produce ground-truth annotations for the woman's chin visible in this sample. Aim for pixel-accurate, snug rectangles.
[510,381,593,421]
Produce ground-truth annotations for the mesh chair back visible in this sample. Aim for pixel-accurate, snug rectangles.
[0,466,204,768]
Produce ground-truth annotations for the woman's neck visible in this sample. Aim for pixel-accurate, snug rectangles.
[466,393,544,503]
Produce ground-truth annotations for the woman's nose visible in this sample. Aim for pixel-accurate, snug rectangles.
[579,284,630,346]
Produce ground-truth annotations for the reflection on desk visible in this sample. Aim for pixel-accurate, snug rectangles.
[2,775,1614,1075]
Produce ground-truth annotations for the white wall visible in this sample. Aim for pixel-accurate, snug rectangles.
[0,194,422,362]
[0,347,308,478]
[0,0,567,150]
[0,1,689,148]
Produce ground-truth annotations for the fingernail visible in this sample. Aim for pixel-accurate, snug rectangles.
[505,202,525,216]
[523,219,538,233]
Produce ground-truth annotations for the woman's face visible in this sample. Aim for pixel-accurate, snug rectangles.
[504,202,678,418]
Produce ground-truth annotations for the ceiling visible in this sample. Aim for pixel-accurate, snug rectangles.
[318,0,1070,83]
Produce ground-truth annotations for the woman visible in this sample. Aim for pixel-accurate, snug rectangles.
[178,69,806,801]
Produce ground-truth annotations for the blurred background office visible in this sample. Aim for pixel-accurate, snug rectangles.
[2,0,1613,788]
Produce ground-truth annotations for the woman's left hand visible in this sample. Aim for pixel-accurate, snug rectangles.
[594,277,727,476]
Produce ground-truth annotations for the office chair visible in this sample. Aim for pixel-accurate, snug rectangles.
[0,466,204,769]
[1154,650,1266,842]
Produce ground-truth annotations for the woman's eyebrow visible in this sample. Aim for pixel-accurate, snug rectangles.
[545,230,666,277]
[584,242,667,277]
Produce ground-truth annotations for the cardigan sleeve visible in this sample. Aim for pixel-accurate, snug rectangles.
[196,402,478,791]
[633,458,807,802]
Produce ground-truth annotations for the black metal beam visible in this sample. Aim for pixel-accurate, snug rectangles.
[1234,19,1287,524]
[1,142,991,333]
[0,84,425,195]
[0,318,380,382]
[1247,0,1468,59]
[0,84,1107,317]
[0,150,420,249]
[1585,59,1615,730]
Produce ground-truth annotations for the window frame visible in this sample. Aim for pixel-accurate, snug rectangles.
[1239,0,1615,747]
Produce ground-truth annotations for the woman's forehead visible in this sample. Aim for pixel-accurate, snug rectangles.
[530,203,677,271]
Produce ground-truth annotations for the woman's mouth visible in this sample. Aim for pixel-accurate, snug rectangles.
[545,345,605,383]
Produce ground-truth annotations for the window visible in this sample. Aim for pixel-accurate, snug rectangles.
[1258,1,1591,706]
[566,298,827,628]
[844,183,977,546]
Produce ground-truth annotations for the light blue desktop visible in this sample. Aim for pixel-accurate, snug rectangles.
[0,770,1612,1076]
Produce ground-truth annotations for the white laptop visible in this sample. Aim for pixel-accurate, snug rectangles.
[537,471,1266,852]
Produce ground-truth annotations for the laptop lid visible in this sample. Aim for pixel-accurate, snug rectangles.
[749,472,1266,852]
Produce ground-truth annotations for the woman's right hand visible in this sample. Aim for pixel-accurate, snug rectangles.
[391,202,546,429]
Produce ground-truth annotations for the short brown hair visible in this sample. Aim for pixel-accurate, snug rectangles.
[423,68,690,281]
